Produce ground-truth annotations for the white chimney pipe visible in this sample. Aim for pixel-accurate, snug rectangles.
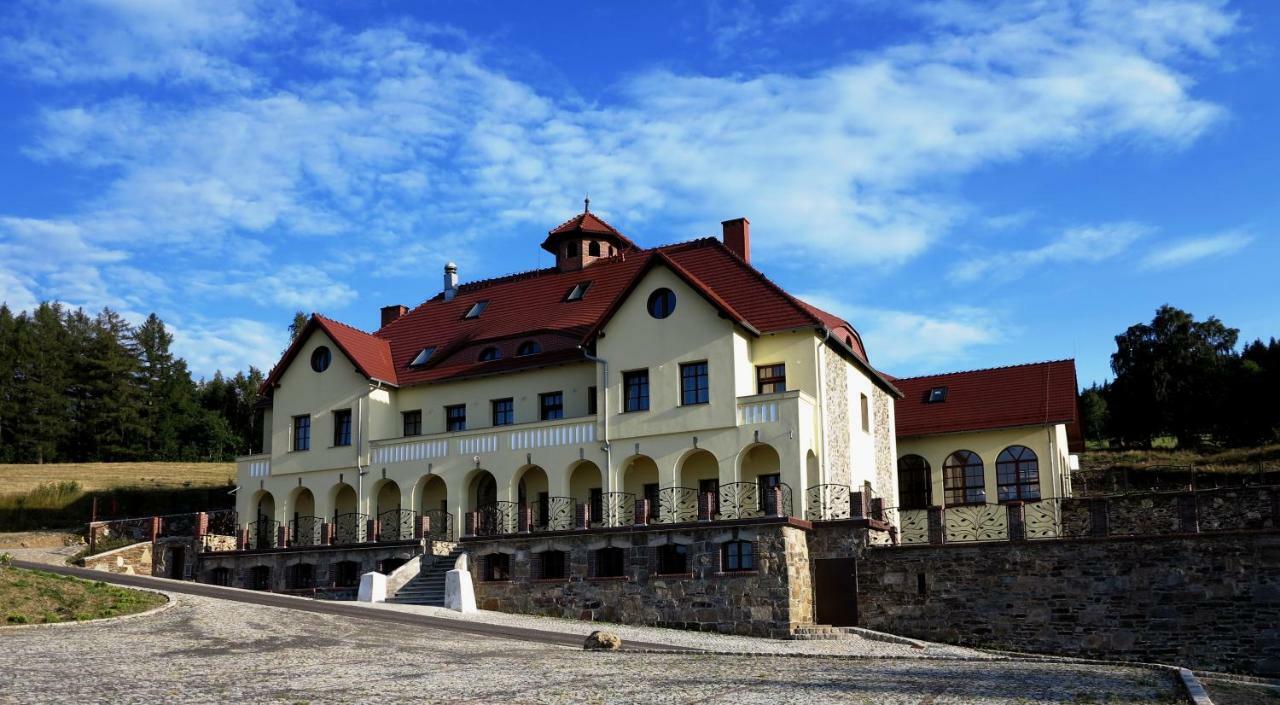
[444,262,458,301]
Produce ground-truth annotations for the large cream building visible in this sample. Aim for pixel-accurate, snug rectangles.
[234,207,1081,552]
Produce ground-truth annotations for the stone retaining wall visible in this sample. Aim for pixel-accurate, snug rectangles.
[857,531,1280,675]
[467,520,812,638]
[82,540,153,575]
[196,540,435,593]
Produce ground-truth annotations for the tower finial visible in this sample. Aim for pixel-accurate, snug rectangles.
[584,194,590,213]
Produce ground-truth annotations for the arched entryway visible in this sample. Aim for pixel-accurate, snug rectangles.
[287,487,319,546]
[375,479,409,540]
[331,483,362,544]
[417,474,450,539]
[516,465,561,530]
[739,443,786,517]
[469,470,509,535]
[620,455,661,522]
[570,461,615,526]
[250,490,276,550]
[677,449,720,519]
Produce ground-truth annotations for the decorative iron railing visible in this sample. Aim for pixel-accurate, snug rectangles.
[378,509,417,542]
[804,484,852,521]
[95,516,153,543]
[249,517,280,550]
[717,482,793,519]
[592,492,635,528]
[531,496,575,532]
[331,512,368,545]
[474,501,518,537]
[877,507,930,544]
[158,512,198,538]
[207,509,237,537]
[655,487,699,524]
[943,504,1008,543]
[291,515,324,547]
[421,509,455,541]
[1024,499,1061,539]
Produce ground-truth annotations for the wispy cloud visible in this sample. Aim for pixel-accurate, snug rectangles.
[1140,230,1253,270]
[952,222,1151,283]
[798,292,1003,373]
[0,0,1242,375]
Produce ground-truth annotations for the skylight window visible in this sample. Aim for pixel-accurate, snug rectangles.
[409,347,435,367]
[927,386,948,403]
[463,300,489,319]
[565,281,591,302]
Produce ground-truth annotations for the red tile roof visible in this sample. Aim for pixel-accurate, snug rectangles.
[893,360,1083,452]
[540,211,639,254]
[263,220,895,396]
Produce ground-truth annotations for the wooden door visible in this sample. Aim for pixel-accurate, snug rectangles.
[814,557,858,626]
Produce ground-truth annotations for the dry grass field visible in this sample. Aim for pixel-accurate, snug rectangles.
[1080,444,1280,474]
[0,462,234,495]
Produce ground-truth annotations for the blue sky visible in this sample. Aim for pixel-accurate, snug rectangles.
[0,0,1275,386]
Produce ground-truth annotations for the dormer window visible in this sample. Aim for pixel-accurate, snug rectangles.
[565,281,591,302]
[409,347,435,367]
[516,340,541,356]
[927,386,948,403]
[463,300,488,319]
[479,346,501,362]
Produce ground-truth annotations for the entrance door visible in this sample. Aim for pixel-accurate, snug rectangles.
[168,546,185,580]
[813,557,858,626]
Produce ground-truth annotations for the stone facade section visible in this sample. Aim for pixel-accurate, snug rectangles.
[857,532,1280,675]
[82,540,153,575]
[822,348,851,487]
[467,521,813,638]
[871,388,895,506]
[196,540,436,595]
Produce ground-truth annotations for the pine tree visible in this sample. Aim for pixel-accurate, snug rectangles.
[84,309,145,460]
[12,303,73,463]
[134,313,196,459]
[0,304,17,462]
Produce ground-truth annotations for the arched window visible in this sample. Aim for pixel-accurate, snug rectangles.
[482,553,511,581]
[333,560,361,588]
[566,241,580,257]
[943,450,986,505]
[897,455,931,509]
[285,563,314,590]
[516,340,541,356]
[249,565,272,591]
[592,547,626,578]
[997,446,1040,501]
[588,240,601,256]
[478,346,501,362]
[208,566,232,587]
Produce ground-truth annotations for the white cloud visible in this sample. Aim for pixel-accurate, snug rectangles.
[952,222,1151,282]
[0,0,1241,376]
[170,316,286,378]
[797,292,1003,373]
[1140,230,1252,270]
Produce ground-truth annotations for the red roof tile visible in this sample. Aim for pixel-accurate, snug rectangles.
[262,314,396,393]
[893,360,1083,451]
[541,212,639,254]
[263,216,896,395]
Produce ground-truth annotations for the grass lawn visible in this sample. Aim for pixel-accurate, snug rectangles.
[0,562,166,625]
[0,462,233,495]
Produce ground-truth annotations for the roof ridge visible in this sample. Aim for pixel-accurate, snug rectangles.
[894,358,1076,382]
[696,238,827,329]
[314,312,374,337]
[548,211,623,235]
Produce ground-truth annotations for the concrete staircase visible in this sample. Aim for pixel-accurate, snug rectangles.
[386,548,465,606]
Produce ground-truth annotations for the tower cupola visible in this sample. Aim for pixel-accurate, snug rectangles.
[541,198,638,271]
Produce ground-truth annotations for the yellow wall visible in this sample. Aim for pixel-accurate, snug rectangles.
[895,423,1072,507]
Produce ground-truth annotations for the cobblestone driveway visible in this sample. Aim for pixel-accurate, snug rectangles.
[0,593,1183,704]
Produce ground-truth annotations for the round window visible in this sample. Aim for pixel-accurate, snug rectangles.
[647,288,677,319]
[310,346,332,373]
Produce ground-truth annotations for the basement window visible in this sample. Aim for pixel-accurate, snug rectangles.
[463,300,488,320]
[927,386,948,403]
[409,347,435,367]
[565,281,591,302]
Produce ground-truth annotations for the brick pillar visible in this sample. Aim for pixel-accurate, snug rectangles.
[1178,493,1199,534]
[320,522,333,545]
[634,499,650,526]
[149,516,162,542]
[850,491,868,519]
[277,524,290,548]
[195,512,209,541]
[367,518,379,544]
[870,498,885,522]
[416,516,430,540]
[1089,498,1109,537]
[698,492,713,521]
[464,512,477,537]
[575,503,590,529]
[519,506,532,533]
[237,527,250,551]
[770,489,784,517]
[1006,501,1026,541]
[927,507,945,545]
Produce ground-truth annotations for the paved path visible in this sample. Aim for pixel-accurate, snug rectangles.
[3,561,1186,704]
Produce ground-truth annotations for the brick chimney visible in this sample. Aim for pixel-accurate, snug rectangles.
[722,217,750,263]
[380,305,408,327]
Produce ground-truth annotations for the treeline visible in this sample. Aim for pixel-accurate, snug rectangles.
[1080,305,1280,449]
[0,302,264,464]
